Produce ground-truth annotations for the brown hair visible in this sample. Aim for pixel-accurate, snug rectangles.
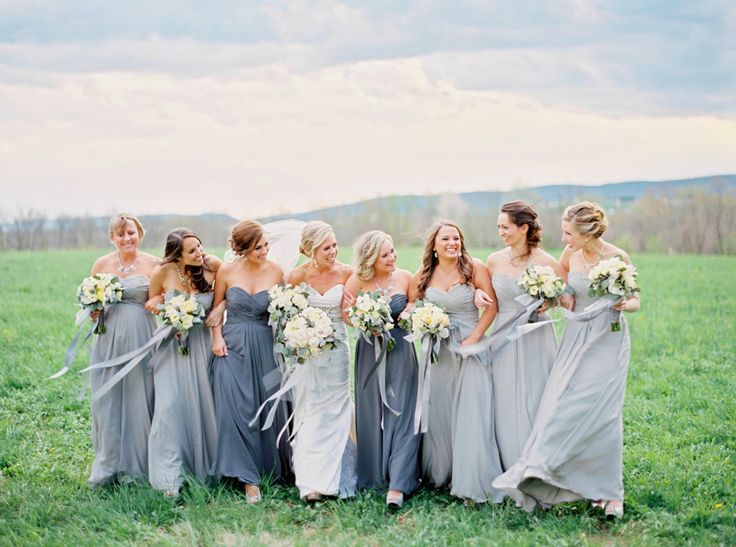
[500,200,542,261]
[563,201,608,239]
[108,213,145,241]
[161,228,213,293]
[230,220,265,256]
[416,220,474,300]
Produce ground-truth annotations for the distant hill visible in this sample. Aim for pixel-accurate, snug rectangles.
[260,174,736,222]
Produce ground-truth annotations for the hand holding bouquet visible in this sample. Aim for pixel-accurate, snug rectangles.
[517,264,566,322]
[587,256,639,331]
[268,283,310,328]
[77,273,125,334]
[157,291,206,354]
[276,306,336,365]
[347,290,396,351]
[399,300,450,363]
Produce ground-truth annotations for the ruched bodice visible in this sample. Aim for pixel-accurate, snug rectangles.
[426,285,478,337]
[118,275,150,305]
[225,288,270,324]
[568,272,597,310]
[389,293,408,322]
[492,274,526,314]
[307,285,347,341]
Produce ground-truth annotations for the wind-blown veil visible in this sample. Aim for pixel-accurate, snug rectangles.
[224,219,306,279]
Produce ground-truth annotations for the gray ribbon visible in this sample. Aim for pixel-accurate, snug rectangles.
[361,334,400,419]
[410,332,442,434]
[561,294,618,323]
[84,325,174,403]
[49,320,98,379]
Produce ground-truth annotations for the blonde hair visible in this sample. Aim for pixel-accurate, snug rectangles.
[108,213,145,241]
[299,220,335,259]
[353,231,393,281]
[229,220,264,255]
[563,201,608,239]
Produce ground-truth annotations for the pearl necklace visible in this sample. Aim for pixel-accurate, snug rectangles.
[117,252,138,274]
[581,241,605,269]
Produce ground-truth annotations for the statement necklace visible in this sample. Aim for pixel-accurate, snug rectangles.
[581,241,606,269]
[176,264,193,288]
[509,247,531,269]
[117,252,138,274]
[374,272,394,295]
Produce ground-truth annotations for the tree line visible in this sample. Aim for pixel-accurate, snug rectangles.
[2,183,734,254]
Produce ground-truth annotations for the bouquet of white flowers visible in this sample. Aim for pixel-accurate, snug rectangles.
[517,264,566,322]
[347,290,396,351]
[76,273,125,334]
[276,306,336,365]
[157,291,206,354]
[587,256,639,331]
[399,300,451,363]
[267,283,310,328]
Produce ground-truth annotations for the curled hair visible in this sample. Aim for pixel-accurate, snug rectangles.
[161,228,213,293]
[353,230,393,281]
[300,220,335,259]
[500,200,542,260]
[229,220,265,256]
[563,201,608,239]
[416,220,474,300]
[108,213,145,241]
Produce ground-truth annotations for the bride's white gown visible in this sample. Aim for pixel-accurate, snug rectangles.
[291,284,357,498]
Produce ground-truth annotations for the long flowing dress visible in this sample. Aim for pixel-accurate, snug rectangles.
[210,288,291,486]
[355,293,420,494]
[88,275,156,486]
[148,291,218,494]
[490,273,556,471]
[422,284,503,502]
[291,284,357,499]
[492,272,632,510]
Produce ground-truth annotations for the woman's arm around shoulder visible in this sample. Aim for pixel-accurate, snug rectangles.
[144,264,168,313]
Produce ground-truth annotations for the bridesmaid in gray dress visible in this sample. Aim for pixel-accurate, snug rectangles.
[87,214,160,486]
[409,220,503,504]
[144,229,222,495]
[476,201,562,472]
[343,231,420,508]
[210,220,291,504]
[493,202,639,519]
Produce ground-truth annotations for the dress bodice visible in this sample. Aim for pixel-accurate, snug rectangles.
[225,287,270,324]
[389,293,409,323]
[425,284,478,335]
[491,273,525,314]
[307,284,347,340]
[568,272,596,310]
[118,275,150,305]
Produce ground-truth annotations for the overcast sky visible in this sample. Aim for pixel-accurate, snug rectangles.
[1,0,735,219]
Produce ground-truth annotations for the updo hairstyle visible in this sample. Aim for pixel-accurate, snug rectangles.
[562,201,608,239]
[353,230,392,281]
[299,221,335,259]
[501,200,542,255]
[230,220,265,256]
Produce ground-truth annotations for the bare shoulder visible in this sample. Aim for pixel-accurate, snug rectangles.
[486,248,506,269]
[205,255,223,272]
[606,243,631,264]
[288,264,308,285]
[139,252,161,265]
[531,248,558,266]
[472,257,489,273]
[265,259,285,281]
[394,268,413,283]
[344,272,361,292]
[91,252,116,274]
[150,262,171,281]
[337,262,353,282]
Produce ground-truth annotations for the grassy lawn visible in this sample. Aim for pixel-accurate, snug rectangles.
[0,248,734,545]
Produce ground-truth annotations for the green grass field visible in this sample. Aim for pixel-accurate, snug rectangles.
[0,249,734,545]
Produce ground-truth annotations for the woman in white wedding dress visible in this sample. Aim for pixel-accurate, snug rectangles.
[287,221,357,501]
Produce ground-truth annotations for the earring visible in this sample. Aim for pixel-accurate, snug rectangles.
[433,251,438,258]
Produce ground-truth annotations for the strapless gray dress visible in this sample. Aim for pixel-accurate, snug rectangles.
[148,291,218,494]
[210,287,291,486]
[355,293,420,494]
[88,275,156,486]
[490,273,556,471]
[493,272,632,510]
[422,284,503,502]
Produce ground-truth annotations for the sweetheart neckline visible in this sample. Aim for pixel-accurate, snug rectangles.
[426,283,469,295]
[228,286,269,298]
[307,283,345,297]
